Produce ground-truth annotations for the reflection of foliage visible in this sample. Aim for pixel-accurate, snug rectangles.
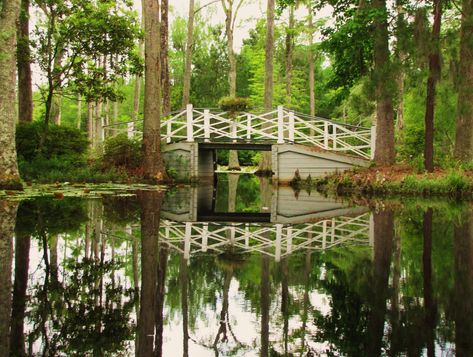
[59,258,136,355]
[215,173,262,213]
[16,197,87,236]
[28,257,135,356]
[103,195,140,225]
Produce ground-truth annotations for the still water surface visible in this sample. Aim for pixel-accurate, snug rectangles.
[1,174,472,356]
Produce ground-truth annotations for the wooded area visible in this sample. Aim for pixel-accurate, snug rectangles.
[1,0,473,187]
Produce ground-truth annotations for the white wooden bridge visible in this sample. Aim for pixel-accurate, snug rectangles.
[103,105,374,181]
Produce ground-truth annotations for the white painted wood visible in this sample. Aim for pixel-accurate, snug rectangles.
[277,105,285,144]
[288,111,295,142]
[333,125,337,149]
[324,121,329,149]
[246,114,252,140]
[202,223,208,252]
[286,226,293,253]
[127,122,134,139]
[186,104,194,142]
[275,224,283,262]
[204,109,210,142]
[184,222,192,260]
[370,126,376,160]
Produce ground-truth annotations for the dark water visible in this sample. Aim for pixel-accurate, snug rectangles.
[1,174,473,356]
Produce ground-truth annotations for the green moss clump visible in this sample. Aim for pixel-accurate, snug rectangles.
[218,96,251,113]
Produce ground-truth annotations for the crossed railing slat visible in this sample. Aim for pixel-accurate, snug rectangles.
[103,104,376,160]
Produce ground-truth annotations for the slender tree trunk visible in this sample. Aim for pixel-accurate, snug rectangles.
[0,201,18,357]
[285,5,294,106]
[308,6,315,120]
[95,98,103,150]
[182,0,195,108]
[258,0,275,174]
[453,209,473,356]
[372,0,395,165]
[137,191,163,356]
[87,101,95,148]
[161,0,170,115]
[424,0,442,172]
[454,0,473,161]
[395,2,406,132]
[0,0,21,189]
[49,48,65,125]
[9,233,30,357]
[132,3,144,123]
[281,258,289,355]
[77,94,81,130]
[17,0,32,123]
[143,0,164,179]
[389,231,401,356]
[227,173,239,212]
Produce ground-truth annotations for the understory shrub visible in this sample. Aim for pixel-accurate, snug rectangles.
[102,134,143,169]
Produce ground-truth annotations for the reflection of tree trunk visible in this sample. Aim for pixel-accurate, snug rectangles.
[260,255,270,357]
[227,173,240,213]
[365,210,393,355]
[10,233,30,357]
[453,211,473,357]
[137,191,163,356]
[180,254,189,357]
[228,151,240,171]
[0,201,17,357]
[214,269,232,347]
[423,208,436,357]
[389,231,401,356]
[281,258,289,355]
[259,176,272,212]
[300,251,311,355]
[155,244,168,357]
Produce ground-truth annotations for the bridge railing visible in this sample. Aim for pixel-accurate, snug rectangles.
[102,104,375,160]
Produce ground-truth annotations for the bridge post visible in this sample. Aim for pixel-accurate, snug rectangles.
[333,125,337,149]
[286,226,293,253]
[204,109,210,142]
[231,118,237,142]
[186,104,194,142]
[202,223,208,252]
[370,125,376,160]
[166,120,172,143]
[277,105,284,144]
[288,111,295,142]
[127,122,134,139]
[246,114,252,140]
[275,224,283,261]
[324,121,329,149]
[184,222,192,260]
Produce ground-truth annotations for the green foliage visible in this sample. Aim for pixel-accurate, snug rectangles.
[102,133,143,169]
[218,96,251,113]
[217,150,260,166]
[16,122,88,160]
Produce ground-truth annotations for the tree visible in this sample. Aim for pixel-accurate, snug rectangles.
[17,0,33,123]
[454,0,473,162]
[33,0,141,126]
[0,0,22,189]
[258,0,276,174]
[372,0,395,165]
[161,0,171,115]
[142,0,164,179]
[424,0,443,172]
[182,0,195,108]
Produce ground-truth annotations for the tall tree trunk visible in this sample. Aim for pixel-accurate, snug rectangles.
[137,191,163,356]
[9,233,30,357]
[365,210,393,355]
[258,0,275,174]
[95,98,103,150]
[143,0,163,179]
[281,258,289,355]
[17,0,32,123]
[0,0,21,189]
[308,6,315,119]
[182,0,195,108]
[87,101,95,149]
[132,3,144,123]
[285,5,294,106]
[372,0,395,165]
[48,48,65,125]
[161,0,170,115]
[424,0,442,172]
[0,201,18,357]
[454,0,473,161]
[423,208,437,357]
[395,2,406,132]
[77,94,81,130]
